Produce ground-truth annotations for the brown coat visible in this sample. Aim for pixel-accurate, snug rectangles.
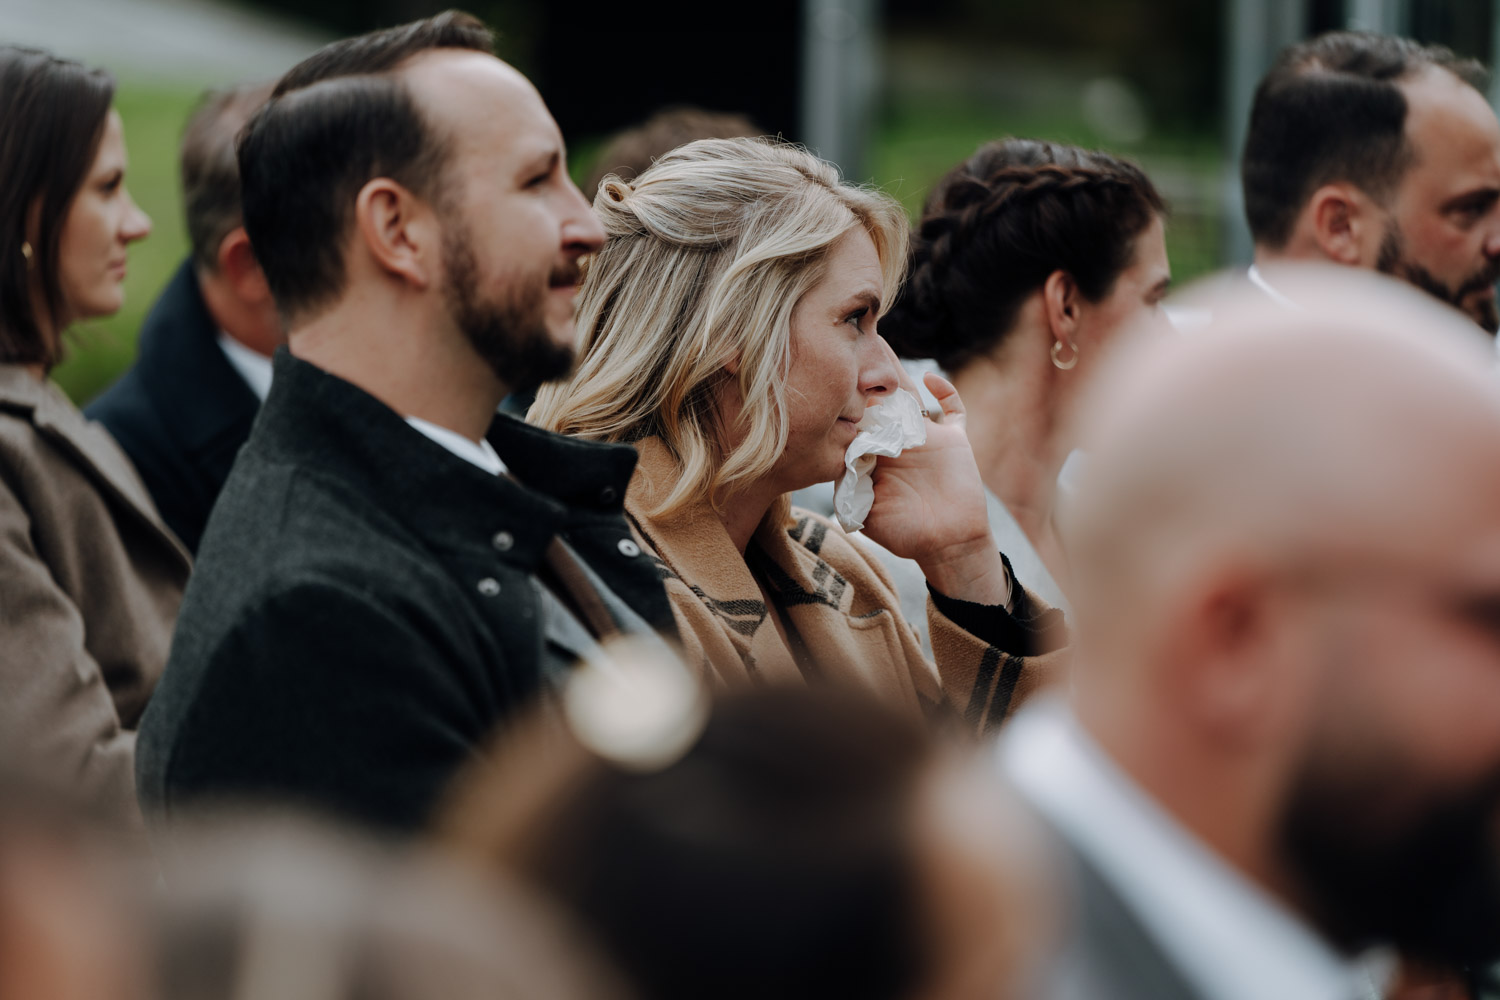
[624,437,1063,728]
[0,366,190,837]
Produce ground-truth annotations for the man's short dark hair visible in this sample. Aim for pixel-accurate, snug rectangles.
[238,9,494,322]
[272,9,493,96]
[1242,31,1487,250]
[181,81,273,274]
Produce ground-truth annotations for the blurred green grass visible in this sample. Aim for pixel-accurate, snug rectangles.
[56,83,1225,405]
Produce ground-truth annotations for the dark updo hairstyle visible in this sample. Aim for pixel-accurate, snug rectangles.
[882,138,1165,373]
[0,46,116,368]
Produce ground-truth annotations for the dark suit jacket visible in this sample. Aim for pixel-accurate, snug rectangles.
[86,259,261,553]
[136,351,676,837]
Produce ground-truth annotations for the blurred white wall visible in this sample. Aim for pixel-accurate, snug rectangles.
[0,0,328,83]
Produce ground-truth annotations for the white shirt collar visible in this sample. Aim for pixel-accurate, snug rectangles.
[216,331,275,401]
[1247,263,1305,312]
[1000,698,1388,1000]
[404,415,506,476]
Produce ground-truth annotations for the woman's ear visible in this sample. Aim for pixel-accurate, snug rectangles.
[723,351,742,377]
[1042,270,1081,343]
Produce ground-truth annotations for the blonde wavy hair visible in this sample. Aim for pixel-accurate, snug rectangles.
[529,137,909,516]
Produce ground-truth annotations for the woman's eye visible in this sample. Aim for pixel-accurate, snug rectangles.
[100,172,123,194]
[844,308,868,330]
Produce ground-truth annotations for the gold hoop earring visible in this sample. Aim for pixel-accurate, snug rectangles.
[20,242,33,267]
[1051,340,1079,371]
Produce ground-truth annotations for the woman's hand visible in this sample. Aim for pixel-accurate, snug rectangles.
[860,372,1012,607]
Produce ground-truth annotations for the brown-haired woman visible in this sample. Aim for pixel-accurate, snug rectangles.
[881,139,1171,617]
[0,47,190,845]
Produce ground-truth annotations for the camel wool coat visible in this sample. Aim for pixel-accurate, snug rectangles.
[624,437,1067,730]
[0,365,190,839]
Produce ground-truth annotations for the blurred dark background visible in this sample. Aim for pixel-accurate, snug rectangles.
[3,0,1494,402]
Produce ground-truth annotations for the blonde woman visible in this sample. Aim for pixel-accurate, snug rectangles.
[531,138,1066,730]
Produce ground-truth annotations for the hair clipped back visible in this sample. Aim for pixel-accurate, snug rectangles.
[881,138,1164,373]
[1242,31,1487,250]
[529,137,909,517]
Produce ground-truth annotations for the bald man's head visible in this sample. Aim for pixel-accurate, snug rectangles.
[1068,266,1500,962]
[1073,269,1500,644]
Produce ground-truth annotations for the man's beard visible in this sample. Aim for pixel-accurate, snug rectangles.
[1377,223,1500,334]
[1279,755,1500,966]
[441,219,577,395]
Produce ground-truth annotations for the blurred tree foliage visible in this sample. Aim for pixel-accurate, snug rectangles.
[885,0,1223,130]
[231,0,542,73]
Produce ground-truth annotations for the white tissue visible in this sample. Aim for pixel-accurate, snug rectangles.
[833,388,928,533]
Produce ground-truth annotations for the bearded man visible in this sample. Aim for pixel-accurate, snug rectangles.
[1242,32,1500,334]
[1005,270,1500,1000]
[136,12,677,835]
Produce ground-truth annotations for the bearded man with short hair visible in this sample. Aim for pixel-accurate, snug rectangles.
[136,11,677,836]
[1242,32,1500,333]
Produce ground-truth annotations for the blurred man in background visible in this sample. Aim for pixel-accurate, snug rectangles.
[87,82,281,553]
[1242,33,1500,333]
[580,106,760,197]
[1004,270,1500,999]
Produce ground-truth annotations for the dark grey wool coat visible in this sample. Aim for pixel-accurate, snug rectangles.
[137,351,675,836]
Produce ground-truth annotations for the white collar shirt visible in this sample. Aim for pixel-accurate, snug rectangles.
[216,331,275,401]
[1246,263,1306,311]
[404,415,506,476]
[1000,698,1388,1000]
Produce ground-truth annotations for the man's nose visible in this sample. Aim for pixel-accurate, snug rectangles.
[562,179,605,254]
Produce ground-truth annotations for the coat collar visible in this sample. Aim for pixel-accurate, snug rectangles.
[132,259,262,457]
[0,364,189,564]
[254,351,641,573]
[625,436,862,682]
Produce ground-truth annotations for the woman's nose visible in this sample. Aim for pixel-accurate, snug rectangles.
[121,191,151,243]
[858,334,903,399]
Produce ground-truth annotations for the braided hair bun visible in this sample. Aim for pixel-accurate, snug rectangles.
[881,138,1165,373]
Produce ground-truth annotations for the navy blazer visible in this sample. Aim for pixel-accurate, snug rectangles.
[87,260,261,553]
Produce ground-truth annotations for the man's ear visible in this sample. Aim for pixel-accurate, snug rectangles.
[1163,562,1284,752]
[1041,270,1081,347]
[215,227,271,304]
[352,178,439,290]
[1306,184,1384,267]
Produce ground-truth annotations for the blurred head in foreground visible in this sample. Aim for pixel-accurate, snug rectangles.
[151,812,624,1000]
[1068,267,1500,964]
[582,106,761,200]
[441,686,1052,1000]
[0,780,144,1000]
